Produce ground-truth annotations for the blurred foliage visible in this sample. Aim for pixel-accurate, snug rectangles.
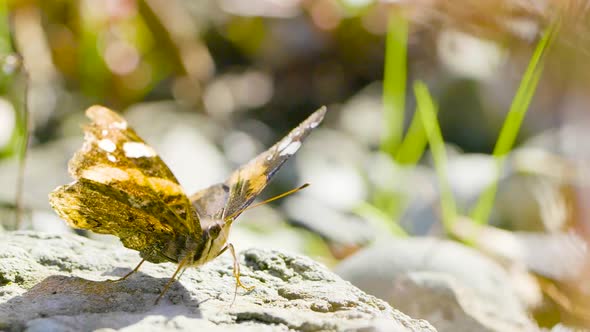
[0,1,23,159]
[380,10,406,156]
[413,81,457,231]
[471,20,559,225]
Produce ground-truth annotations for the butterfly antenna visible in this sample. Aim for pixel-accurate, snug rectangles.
[227,183,309,220]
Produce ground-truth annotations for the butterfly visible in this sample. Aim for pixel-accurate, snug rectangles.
[49,105,326,303]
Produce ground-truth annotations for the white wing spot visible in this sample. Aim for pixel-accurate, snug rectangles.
[107,154,117,162]
[111,121,127,129]
[101,129,108,136]
[98,139,116,153]
[82,166,130,183]
[279,141,301,156]
[277,137,292,151]
[123,142,156,158]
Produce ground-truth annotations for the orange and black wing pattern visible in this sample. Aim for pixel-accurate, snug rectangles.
[221,106,326,221]
[49,106,200,261]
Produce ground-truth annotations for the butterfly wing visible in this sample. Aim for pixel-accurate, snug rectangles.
[190,106,326,225]
[50,178,189,262]
[49,105,201,261]
[190,183,229,230]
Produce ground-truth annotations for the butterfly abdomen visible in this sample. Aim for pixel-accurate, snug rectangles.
[136,233,206,265]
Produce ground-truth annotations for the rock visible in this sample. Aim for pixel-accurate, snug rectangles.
[229,205,333,260]
[0,231,435,332]
[390,272,534,332]
[364,153,439,236]
[451,220,587,282]
[335,238,537,332]
[445,153,499,205]
[283,195,374,251]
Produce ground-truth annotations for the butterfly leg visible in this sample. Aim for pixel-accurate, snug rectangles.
[225,243,254,306]
[154,255,191,305]
[107,258,145,282]
[228,243,254,291]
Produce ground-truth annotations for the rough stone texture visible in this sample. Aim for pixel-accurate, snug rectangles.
[0,231,435,332]
[336,238,538,332]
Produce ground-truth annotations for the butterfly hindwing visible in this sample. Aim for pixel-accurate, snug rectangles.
[190,183,230,230]
[50,178,186,262]
[190,107,326,224]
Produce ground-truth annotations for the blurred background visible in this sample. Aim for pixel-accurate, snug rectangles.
[1,0,590,330]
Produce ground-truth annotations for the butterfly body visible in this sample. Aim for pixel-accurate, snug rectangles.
[49,105,326,273]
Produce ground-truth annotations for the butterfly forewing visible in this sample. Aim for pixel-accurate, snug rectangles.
[49,106,201,259]
[205,106,327,222]
[69,106,177,181]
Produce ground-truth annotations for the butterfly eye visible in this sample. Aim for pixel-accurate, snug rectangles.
[203,222,221,235]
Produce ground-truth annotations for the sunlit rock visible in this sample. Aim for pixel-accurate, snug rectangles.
[336,238,537,332]
[0,231,436,331]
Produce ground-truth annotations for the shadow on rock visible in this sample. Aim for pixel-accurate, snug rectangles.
[0,272,203,331]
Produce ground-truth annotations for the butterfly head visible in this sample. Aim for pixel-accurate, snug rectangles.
[192,218,233,266]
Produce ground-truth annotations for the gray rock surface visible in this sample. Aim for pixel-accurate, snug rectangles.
[335,238,538,332]
[0,231,435,332]
[451,220,587,282]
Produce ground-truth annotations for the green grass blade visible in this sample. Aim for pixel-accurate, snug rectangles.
[354,201,408,237]
[493,29,557,157]
[380,11,407,156]
[470,21,559,224]
[414,81,457,230]
[396,104,438,165]
[0,1,11,55]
